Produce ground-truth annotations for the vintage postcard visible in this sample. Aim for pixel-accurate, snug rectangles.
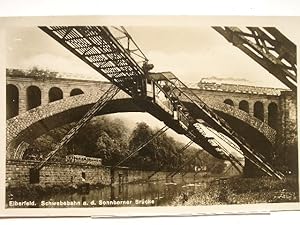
[0,16,299,217]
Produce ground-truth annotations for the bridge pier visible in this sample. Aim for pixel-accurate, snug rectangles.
[18,88,27,115]
[243,159,266,177]
[242,141,274,177]
[110,168,115,185]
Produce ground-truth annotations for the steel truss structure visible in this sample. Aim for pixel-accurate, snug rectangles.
[38,26,284,179]
[149,72,283,179]
[40,26,149,97]
[213,27,297,92]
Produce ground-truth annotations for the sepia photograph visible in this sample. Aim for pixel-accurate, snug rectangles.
[1,16,299,216]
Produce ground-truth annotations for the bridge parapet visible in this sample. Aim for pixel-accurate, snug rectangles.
[197,82,285,96]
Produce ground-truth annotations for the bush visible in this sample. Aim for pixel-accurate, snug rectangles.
[172,176,299,206]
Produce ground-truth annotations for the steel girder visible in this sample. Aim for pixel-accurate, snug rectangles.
[40,26,147,96]
[213,27,297,92]
[149,72,284,179]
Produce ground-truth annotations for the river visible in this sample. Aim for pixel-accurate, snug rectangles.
[13,177,211,208]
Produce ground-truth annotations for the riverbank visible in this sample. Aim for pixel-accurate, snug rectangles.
[171,176,299,205]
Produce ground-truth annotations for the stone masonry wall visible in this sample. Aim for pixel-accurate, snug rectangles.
[6,160,202,189]
[6,76,110,114]
[277,91,297,172]
[279,91,297,146]
[6,160,111,188]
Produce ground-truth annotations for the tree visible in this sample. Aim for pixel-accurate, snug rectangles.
[6,67,58,79]
[128,122,158,169]
[28,117,227,174]
[27,67,58,79]
[29,116,130,164]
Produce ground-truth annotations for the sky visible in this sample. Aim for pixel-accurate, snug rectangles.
[5,24,297,160]
[6,25,298,88]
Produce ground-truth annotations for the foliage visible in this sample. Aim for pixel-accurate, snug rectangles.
[172,176,299,206]
[6,67,58,79]
[28,118,226,173]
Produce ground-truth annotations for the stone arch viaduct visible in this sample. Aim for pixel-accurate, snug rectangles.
[6,75,297,162]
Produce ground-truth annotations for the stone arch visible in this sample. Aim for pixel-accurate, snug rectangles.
[70,88,84,96]
[49,87,63,102]
[239,100,249,113]
[7,90,277,160]
[27,86,41,110]
[6,84,19,119]
[224,99,234,106]
[268,102,278,129]
[254,101,264,121]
